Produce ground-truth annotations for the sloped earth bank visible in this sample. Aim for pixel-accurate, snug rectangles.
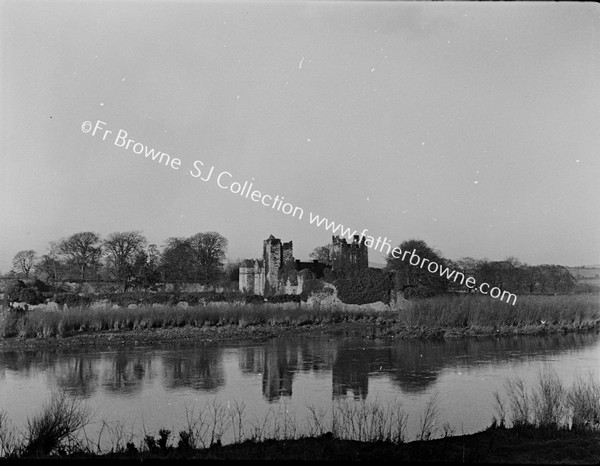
[34,427,600,462]
[1,319,600,352]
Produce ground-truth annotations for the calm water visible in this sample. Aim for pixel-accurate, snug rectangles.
[1,329,599,445]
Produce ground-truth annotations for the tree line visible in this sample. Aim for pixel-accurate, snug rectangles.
[387,240,575,296]
[310,239,576,297]
[9,231,233,292]
[9,233,577,297]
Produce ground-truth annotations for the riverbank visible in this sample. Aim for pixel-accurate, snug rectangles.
[1,294,598,350]
[1,319,600,352]
[88,427,600,462]
[0,320,360,351]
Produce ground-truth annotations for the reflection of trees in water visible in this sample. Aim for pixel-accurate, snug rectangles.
[0,349,58,377]
[101,350,153,395]
[53,355,99,396]
[162,347,225,392]
[385,333,600,394]
[385,342,448,393]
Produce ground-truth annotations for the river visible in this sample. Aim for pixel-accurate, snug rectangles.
[1,329,599,447]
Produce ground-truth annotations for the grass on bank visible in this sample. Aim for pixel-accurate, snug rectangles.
[1,293,599,339]
[0,304,388,339]
[397,294,600,332]
[0,368,599,459]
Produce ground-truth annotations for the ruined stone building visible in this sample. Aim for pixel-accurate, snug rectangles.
[330,235,369,275]
[239,234,369,296]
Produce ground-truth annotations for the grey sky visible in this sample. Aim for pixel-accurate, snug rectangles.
[1,1,599,273]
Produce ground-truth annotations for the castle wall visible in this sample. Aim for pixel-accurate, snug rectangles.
[253,260,265,296]
[239,260,266,295]
[239,266,255,294]
[283,273,304,295]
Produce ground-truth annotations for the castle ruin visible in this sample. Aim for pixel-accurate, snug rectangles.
[239,234,369,296]
[330,235,369,276]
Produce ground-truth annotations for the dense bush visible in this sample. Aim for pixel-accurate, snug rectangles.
[4,281,44,305]
[31,279,52,293]
[54,293,92,308]
[404,285,437,299]
[267,294,301,304]
[335,268,393,305]
[18,288,43,305]
[245,295,266,305]
[4,280,27,302]
[300,279,327,302]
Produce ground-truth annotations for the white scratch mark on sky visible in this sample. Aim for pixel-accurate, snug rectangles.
[299,56,304,69]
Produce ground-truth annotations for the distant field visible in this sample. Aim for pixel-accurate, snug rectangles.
[568,266,600,294]
[569,266,600,279]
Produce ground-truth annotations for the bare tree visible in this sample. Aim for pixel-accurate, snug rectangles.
[34,242,65,293]
[188,232,228,285]
[57,232,102,281]
[131,244,161,291]
[12,250,36,278]
[160,238,195,291]
[103,231,148,291]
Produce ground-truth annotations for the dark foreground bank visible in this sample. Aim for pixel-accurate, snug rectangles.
[9,427,600,463]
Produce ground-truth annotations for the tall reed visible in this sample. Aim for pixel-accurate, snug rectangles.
[11,304,390,339]
[493,366,600,430]
[401,294,600,329]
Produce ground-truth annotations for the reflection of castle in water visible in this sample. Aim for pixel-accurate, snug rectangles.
[236,338,452,401]
[332,343,370,399]
[14,333,598,401]
[239,340,337,401]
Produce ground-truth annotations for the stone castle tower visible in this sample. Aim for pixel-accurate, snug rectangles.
[330,235,368,275]
[263,235,294,294]
[239,235,298,296]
